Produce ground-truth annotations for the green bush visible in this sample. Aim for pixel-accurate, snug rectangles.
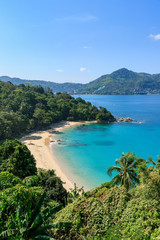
[0,171,22,190]
[0,139,37,178]
[37,169,67,205]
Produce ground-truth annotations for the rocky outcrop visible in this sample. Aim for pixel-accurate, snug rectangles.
[116,117,133,122]
[97,117,133,123]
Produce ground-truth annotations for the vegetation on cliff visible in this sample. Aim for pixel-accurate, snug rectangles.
[0,81,114,142]
[1,81,159,239]
[1,139,160,239]
[0,139,70,239]
[54,153,160,239]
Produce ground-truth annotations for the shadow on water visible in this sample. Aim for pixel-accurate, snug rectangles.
[99,134,111,137]
[76,124,111,133]
[94,140,115,146]
[68,143,88,147]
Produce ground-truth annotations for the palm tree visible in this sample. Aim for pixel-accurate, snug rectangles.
[107,152,139,191]
[67,183,85,204]
[0,192,71,240]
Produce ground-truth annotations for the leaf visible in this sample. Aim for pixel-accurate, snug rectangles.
[0,229,18,238]
[29,192,46,227]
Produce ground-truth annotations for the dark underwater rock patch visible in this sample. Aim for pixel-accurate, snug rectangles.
[94,140,115,146]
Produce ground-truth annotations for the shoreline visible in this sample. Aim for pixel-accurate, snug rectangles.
[20,120,97,191]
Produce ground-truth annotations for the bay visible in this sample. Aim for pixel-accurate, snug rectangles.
[51,95,160,190]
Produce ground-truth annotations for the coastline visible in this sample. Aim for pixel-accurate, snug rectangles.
[20,120,97,191]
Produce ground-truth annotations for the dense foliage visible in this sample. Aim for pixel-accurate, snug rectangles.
[0,171,22,190]
[0,139,37,178]
[37,169,67,206]
[1,78,159,239]
[1,139,160,239]
[81,68,160,95]
[0,188,70,240]
[0,81,114,141]
[55,154,160,239]
[0,139,71,239]
[1,68,160,95]
[0,139,68,205]
[107,152,139,191]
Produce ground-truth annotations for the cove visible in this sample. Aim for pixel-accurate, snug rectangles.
[51,95,160,190]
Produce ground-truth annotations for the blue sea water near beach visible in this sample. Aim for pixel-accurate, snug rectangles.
[51,95,160,190]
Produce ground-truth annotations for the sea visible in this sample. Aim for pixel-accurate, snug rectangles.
[51,95,160,190]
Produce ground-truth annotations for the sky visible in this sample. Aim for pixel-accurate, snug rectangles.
[0,0,160,83]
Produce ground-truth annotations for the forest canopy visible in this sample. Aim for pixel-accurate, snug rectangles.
[0,81,115,141]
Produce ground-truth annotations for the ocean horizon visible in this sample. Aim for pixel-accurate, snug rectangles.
[51,95,160,190]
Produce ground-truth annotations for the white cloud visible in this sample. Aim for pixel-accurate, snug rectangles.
[80,67,90,72]
[149,34,160,40]
[56,69,64,72]
[83,46,91,49]
[80,67,87,72]
[55,15,97,22]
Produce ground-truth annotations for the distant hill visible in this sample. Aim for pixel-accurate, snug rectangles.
[81,68,160,94]
[0,76,83,94]
[1,68,160,94]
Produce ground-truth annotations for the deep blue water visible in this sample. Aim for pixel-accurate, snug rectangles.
[51,95,160,190]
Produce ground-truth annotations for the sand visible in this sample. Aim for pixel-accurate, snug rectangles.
[20,121,97,191]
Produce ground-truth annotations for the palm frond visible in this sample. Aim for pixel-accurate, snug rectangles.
[42,205,62,222]
[107,166,122,177]
[148,156,156,166]
[30,192,46,227]
[0,229,18,238]
[31,213,43,229]
[127,160,137,170]
[107,152,139,191]
[130,173,139,185]
[30,204,62,231]
[110,174,121,186]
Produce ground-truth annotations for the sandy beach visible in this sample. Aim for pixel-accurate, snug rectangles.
[20,121,97,191]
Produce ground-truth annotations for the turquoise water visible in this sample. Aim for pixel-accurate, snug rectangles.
[52,95,160,190]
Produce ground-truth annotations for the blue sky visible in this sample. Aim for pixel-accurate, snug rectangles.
[0,0,160,83]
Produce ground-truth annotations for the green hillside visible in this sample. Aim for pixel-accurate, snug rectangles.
[1,142,160,239]
[1,68,160,94]
[54,156,160,239]
[1,81,160,239]
[0,76,83,94]
[82,68,160,94]
[0,81,114,142]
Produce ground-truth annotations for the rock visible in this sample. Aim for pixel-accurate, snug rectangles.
[57,139,65,142]
[116,117,133,122]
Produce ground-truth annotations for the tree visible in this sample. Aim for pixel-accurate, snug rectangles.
[107,152,139,191]
[0,80,115,141]
[0,192,71,240]
[67,183,85,204]
[96,107,114,122]
[0,139,37,179]
[0,171,22,190]
[37,169,67,205]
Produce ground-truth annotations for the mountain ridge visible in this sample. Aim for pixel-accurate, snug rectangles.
[1,68,160,94]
